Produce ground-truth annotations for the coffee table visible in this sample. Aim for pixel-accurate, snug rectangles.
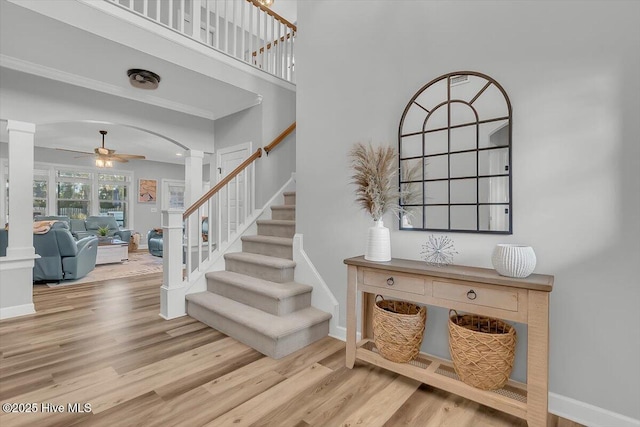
[96,238,129,265]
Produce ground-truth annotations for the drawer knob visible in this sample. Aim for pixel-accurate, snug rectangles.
[386,277,395,286]
[467,290,477,300]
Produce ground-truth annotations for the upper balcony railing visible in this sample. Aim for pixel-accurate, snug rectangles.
[106,0,296,83]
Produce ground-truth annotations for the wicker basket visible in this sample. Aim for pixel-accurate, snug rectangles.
[448,310,517,390]
[372,296,427,363]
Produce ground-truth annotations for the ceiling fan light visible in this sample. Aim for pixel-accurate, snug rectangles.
[96,158,104,168]
[105,160,113,168]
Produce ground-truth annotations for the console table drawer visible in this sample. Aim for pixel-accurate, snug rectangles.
[363,270,425,295]
[433,280,518,312]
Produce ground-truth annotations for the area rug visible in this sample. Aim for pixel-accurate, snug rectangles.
[47,251,163,287]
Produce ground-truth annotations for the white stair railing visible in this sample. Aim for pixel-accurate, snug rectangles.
[160,123,296,319]
[105,0,296,83]
[182,147,261,282]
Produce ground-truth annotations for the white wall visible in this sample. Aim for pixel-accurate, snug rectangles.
[297,0,640,421]
[214,87,296,207]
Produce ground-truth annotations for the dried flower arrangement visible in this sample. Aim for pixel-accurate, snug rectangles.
[349,142,399,221]
[349,142,420,221]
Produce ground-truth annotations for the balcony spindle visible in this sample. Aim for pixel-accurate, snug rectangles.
[179,0,185,33]
[248,3,254,63]
[262,9,267,71]
[240,0,246,62]
[192,0,201,41]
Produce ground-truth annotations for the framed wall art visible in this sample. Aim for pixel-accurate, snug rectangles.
[138,178,157,203]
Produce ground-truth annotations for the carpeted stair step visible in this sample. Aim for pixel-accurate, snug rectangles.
[283,191,296,206]
[241,235,293,260]
[270,204,295,221]
[186,292,331,359]
[257,219,295,238]
[205,270,311,316]
[224,252,295,283]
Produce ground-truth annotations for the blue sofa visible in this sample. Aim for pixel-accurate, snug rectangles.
[0,222,99,282]
[84,216,131,243]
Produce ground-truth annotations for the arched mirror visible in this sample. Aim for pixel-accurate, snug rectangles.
[398,71,512,234]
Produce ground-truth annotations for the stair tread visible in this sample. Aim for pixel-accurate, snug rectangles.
[256,219,295,226]
[271,205,295,210]
[283,191,296,197]
[186,292,331,339]
[241,235,293,246]
[205,270,311,300]
[224,252,296,269]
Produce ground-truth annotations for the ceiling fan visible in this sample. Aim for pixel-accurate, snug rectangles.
[57,130,146,166]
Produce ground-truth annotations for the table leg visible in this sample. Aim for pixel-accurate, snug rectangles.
[527,290,550,427]
[346,265,357,369]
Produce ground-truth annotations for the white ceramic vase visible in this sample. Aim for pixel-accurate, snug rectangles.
[491,244,536,278]
[365,219,391,262]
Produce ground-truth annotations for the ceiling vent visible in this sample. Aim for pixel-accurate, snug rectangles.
[127,69,161,90]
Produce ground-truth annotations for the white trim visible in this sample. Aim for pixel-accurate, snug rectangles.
[549,393,640,427]
[6,120,36,133]
[292,233,340,338]
[0,55,233,121]
[0,303,35,320]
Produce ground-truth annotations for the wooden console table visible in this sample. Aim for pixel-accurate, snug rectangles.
[344,256,553,427]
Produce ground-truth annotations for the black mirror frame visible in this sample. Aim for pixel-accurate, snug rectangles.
[398,71,513,234]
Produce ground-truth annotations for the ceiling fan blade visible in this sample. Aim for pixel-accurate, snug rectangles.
[113,154,146,160]
[110,157,129,163]
[56,148,94,155]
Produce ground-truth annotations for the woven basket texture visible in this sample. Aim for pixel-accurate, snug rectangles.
[372,298,427,363]
[448,312,517,390]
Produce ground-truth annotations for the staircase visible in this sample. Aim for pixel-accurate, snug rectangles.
[186,192,332,359]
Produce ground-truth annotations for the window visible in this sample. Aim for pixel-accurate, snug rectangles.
[57,169,92,220]
[33,172,48,218]
[0,162,134,228]
[162,179,185,210]
[98,173,130,227]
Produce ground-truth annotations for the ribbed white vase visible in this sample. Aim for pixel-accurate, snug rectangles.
[364,220,391,262]
[492,244,536,278]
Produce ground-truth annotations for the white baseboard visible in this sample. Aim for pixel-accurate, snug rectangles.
[331,329,638,427]
[0,303,35,320]
[549,392,640,427]
[330,326,360,342]
[292,234,340,338]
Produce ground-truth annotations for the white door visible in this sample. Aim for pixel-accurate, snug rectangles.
[216,143,252,241]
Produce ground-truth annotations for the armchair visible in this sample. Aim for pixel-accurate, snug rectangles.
[33,222,99,281]
[85,216,131,243]
[147,229,163,257]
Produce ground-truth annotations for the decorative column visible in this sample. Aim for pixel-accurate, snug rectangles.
[0,120,37,319]
[159,209,186,319]
[184,149,204,206]
[184,149,204,260]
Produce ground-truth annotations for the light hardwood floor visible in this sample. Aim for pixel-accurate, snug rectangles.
[0,273,583,427]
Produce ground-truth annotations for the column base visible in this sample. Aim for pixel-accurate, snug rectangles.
[160,284,187,319]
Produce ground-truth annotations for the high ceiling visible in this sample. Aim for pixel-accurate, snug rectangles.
[0,0,294,165]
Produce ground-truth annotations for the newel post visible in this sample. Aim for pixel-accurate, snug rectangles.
[159,209,186,319]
